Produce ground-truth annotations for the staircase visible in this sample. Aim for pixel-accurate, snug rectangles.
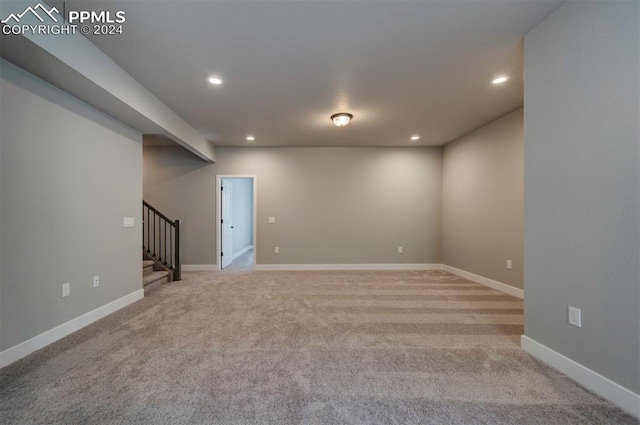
[142,200,181,293]
[143,257,171,293]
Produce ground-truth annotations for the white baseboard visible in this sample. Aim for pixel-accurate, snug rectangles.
[442,264,524,299]
[254,263,443,271]
[521,335,639,418]
[182,264,218,271]
[232,245,253,260]
[0,289,144,369]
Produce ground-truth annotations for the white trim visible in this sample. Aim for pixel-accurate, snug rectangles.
[216,175,257,271]
[0,289,144,369]
[442,264,523,299]
[254,263,442,271]
[232,244,253,260]
[521,335,640,418]
[182,264,218,271]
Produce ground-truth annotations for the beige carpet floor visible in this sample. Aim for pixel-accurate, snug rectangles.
[1,270,637,424]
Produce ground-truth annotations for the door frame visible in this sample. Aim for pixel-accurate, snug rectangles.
[216,175,257,270]
[220,179,234,269]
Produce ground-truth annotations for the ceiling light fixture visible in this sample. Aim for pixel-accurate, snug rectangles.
[491,75,509,85]
[246,135,255,141]
[208,76,223,85]
[331,112,353,127]
[410,135,420,141]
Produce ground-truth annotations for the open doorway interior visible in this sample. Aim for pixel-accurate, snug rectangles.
[219,176,255,270]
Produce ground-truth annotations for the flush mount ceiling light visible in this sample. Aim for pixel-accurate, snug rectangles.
[410,135,420,141]
[208,76,223,85]
[246,135,255,141]
[331,112,353,127]
[491,75,509,85]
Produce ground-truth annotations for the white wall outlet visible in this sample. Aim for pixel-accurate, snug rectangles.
[274,247,280,254]
[62,283,70,298]
[123,217,135,227]
[398,246,403,254]
[506,260,512,270]
[268,217,276,224]
[93,275,100,288]
[568,306,582,328]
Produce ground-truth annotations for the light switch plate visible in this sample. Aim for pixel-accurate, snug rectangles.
[568,306,582,328]
[506,260,512,270]
[93,275,100,288]
[268,217,276,224]
[123,217,135,227]
[62,283,70,298]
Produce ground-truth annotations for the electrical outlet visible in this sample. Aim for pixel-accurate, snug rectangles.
[268,217,276,224]
[506,260,512,270]
[398,246,403,254]
[93,275,100,288]
[62,283,70,298]
[123,217,135,227]
[568,306,582,328]
[275,247,280,254]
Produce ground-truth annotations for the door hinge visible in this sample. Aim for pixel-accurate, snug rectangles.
[221,186,224,190]
[221,252,224,256]
[221,219,223,224]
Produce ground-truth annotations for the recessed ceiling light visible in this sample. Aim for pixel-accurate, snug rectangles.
[410,135,420,141]
[208,76,223,85]
[246,135,255,141]
[491,75,509,85]
[331,112,353,127]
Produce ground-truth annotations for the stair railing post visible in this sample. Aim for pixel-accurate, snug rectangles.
[174,219,181,281]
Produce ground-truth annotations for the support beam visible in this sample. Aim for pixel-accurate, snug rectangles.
[0,0,215,162]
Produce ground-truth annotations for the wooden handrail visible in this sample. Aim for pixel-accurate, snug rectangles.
[142,201,181,281]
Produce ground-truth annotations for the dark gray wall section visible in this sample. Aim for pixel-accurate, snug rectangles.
[0,60,142,351]
[523,1,639,392]
[144,147,442,265]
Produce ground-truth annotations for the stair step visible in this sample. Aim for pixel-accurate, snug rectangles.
[143,270,170,287]
[143,260,155,275]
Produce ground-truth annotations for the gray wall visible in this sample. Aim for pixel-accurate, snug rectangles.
[226,178,254,256]
[443,109,523,289]
[524,1,639,393]
[0,67,2,351]
[0,60,142,351]
[143,147,442,265]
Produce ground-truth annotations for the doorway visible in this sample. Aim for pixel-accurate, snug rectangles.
[216,175,256,270]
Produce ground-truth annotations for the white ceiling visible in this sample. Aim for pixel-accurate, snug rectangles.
[58,0,562,147]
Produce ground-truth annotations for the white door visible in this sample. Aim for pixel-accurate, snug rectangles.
[221,179,234,268]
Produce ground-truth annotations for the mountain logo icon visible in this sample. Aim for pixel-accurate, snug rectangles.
[1,3,59,24]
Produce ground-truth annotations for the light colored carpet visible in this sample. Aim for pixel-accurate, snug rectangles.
[1,270,636,424]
